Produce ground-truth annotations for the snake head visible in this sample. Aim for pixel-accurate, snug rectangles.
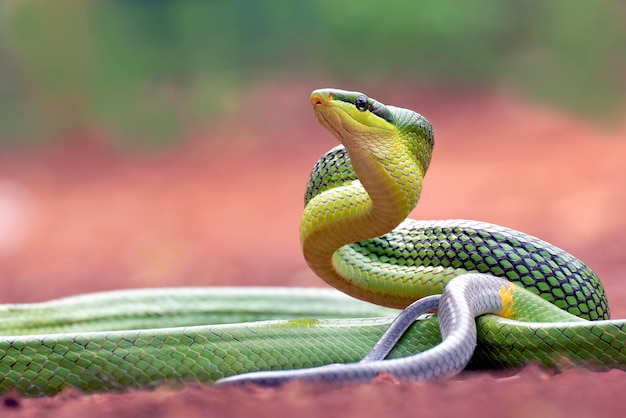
[310,89,396,148]
[310,88,434,175]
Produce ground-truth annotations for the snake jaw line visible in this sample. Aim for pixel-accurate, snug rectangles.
[313,104,394,150]
[314,108,345,144]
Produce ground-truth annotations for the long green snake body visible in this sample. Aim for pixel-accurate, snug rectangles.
[2,88,625,396]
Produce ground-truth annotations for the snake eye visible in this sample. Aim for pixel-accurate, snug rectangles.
[355,95,369,112]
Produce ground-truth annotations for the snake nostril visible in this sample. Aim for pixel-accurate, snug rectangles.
[312,97,323,106]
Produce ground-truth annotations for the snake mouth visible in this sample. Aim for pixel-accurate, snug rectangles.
[311,96,323,106]
[315,108,345,143]
[310,91,332,107]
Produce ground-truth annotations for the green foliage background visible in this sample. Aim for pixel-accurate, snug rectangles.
[0,0,624,146]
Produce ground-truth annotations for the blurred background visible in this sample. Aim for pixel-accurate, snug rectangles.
[0,1,624,312]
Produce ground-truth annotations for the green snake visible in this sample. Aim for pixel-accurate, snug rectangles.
[2,88,625,396]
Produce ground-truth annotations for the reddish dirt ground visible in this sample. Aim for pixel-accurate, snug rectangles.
[0,84,624,417]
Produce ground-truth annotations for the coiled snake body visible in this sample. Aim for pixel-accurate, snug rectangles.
[1,88,625,395]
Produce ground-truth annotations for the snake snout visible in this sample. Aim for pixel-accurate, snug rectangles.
[310,89,334,107]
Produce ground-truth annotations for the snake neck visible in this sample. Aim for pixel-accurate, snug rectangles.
[300,144,424,301]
